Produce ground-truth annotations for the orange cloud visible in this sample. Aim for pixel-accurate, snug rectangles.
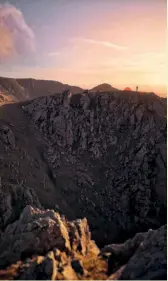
[0,22,16,61]
[0,3,35,63]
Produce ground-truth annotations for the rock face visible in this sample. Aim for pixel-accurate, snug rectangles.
[0,183,42,231]
[0,206,106,280]
[0,206,94,268]
[23,90,166,245]
[0,84,166,279]
[0,206,166,280]
[105,225,167,280]
[120,225,167,280]
[0,102,73,216]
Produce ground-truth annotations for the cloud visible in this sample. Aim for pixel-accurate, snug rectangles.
[0,2,35,63]
[48,52,61,57]
[74,38,127,50]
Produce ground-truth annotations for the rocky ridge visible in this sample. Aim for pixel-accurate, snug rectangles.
[22,90,166,245]
[0,86,166,279]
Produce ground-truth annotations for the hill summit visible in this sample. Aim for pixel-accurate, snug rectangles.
[90,83,119,92]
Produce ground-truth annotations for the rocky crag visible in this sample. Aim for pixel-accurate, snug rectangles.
[22,90,166,245]
[0,87,166,279]
[0,206,166,280]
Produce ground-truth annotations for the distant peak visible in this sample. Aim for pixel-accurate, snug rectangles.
[90,83,119,92]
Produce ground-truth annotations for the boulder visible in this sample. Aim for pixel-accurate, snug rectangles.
[0,206,93,269]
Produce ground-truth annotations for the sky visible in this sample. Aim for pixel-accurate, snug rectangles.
[0,0,167,95]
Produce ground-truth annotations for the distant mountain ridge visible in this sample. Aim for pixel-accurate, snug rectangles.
[90,83,119,92]
[0,77,123,104]
[0,77,165,105]
[16,78,84,99]
[0,77,84,103]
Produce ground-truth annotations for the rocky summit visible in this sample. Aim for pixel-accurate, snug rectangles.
[0,84,167,280]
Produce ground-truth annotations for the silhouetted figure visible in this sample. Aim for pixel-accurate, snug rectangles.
[136,86,138,91]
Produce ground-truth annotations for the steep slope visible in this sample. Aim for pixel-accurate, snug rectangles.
[22,90,166,246]
[90,83,119,92]
[0,77,26,102]
[0,91,16,104]
[0,102,74,219]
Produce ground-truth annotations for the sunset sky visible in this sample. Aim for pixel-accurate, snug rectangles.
[0,0,167,95]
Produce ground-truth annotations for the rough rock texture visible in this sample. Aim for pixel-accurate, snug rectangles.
[0,206,166,280]
[23,90,166,245]
[0,206,107,280]
[0,103,74,217]
[105,225,167,280]
[120,225,167,280]
[0,124,15,149]
[0,183,42,231]
[101,230,148,270]
[0,206,96,268]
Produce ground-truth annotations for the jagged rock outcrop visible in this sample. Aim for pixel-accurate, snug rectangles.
[22,90,166,245]
[101,230,149,270]
[0,206,98,268]
[0,206,166,280]
[105,225,166,280]
[0,206,106,280]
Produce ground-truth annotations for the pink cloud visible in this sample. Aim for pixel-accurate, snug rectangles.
[73,37,127,50]
[0,3,35,63]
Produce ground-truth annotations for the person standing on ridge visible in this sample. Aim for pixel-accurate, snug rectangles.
[136,86,138,91]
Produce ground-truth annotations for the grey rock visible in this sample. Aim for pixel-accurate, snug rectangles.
[0,184,42,230]
[0,124,15,149]
[120,225,167,280]
[104,225,166,280]
[23,90,166,244]
[0,206,93,269]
